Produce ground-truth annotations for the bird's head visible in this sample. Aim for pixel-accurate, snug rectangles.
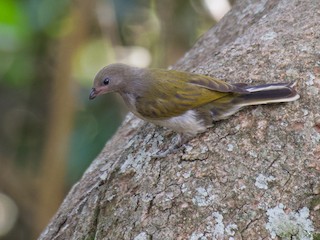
[89,63,134,100]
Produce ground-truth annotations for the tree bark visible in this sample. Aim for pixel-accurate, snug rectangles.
[39,0,320,239]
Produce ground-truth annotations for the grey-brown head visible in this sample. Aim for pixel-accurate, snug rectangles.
[89,63,135,100]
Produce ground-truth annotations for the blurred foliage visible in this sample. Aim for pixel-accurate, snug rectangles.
[0,0,230,239]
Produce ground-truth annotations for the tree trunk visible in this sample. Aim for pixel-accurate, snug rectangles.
[39,0,320,239]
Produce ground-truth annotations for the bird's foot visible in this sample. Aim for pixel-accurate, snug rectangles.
[151,134,192,159]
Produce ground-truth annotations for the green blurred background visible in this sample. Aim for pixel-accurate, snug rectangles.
[0,0,231,239]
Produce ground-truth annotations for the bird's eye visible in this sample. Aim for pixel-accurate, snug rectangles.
[103,77,110,85]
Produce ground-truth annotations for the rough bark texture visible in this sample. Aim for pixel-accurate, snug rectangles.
[40,0,320,239]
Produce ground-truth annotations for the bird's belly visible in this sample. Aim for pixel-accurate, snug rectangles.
[149,110,207,136]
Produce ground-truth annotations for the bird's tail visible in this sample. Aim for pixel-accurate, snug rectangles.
[235,81,299,106]
[210,82,299,121]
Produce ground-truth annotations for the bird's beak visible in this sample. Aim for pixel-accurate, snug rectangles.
[89,88,97,100]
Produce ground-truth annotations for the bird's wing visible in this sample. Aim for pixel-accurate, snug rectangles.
[135,69,247,119]
[187,74,248,93]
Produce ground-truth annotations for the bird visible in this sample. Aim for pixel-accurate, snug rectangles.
[89,63,299,155]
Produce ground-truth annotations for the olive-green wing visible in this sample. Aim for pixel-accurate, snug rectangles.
[186,73,248,93]
[135,69,247,119]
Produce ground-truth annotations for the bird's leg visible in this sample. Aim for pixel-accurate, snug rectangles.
[151,133,192,158]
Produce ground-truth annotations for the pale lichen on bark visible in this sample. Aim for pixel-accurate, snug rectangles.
[39,0,320,239]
